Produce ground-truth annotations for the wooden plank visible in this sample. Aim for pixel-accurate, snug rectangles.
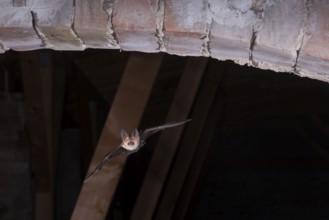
[71,52,163,220]
[21,51,53,220]
[154,60,226,220]
[130,57,208,220]
[173,93,225,220]
[21,51,66,220]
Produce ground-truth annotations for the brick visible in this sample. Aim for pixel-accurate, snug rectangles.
[31,0,85,50]
[112,0,159,52]
[0,1,43,51]
[209,0,261,65]
[74,0,119,49]
[163,0,208,56]
[297,0,329,82]
[253,0,306,72]
[12,0,26,7]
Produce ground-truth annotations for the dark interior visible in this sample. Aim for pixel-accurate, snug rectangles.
[0,50,329,220]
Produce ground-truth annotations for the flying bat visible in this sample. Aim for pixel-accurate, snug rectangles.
[84,119,191,183]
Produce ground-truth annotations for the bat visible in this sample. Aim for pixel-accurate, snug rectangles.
[84,119,191,183]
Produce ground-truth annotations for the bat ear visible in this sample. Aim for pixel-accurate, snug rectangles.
[131,129,139,138]
[121,129,129,140]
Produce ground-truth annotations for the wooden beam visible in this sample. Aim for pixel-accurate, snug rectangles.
[173,90,225,220]
[71,52,163,220]
[154,60,226,220]
[76,75,97,173]
[130,57,208,220]
[21,51,66,220]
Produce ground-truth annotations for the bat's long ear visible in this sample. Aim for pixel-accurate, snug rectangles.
[121,129,129,141]
[131,129,139,139]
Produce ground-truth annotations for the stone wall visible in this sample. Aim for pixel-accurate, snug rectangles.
[0,0,328,82]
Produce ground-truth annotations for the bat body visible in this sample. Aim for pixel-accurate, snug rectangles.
[84,119,191,182]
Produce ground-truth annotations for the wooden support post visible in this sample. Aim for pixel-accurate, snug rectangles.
[21,51,66,220]
[76,75,96,173]
[71,53,163,220]
[130,57,208,220]
[154,60,226,220]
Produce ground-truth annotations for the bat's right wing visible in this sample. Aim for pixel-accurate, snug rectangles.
[140,119,191,141]
[84,146,128,183]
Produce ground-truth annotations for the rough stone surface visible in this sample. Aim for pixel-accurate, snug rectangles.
[297,0,329,82]
[74,0,118,49]
[253,0,306,73]
[0,1,43,51]
[0,0,329,82]
[112,0,159,52]
[163,0,208,56]
[208,0,263,66]
[31,0,85,50]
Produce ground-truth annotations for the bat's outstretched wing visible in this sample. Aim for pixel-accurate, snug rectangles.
[84,119,191,183]
[84,146,128,183]
[140,119,191,141]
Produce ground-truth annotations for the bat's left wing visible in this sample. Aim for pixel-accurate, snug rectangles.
[140,119,191,141]
[84,146,128,183]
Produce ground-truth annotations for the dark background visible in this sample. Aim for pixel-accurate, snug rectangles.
[0,50,329,220]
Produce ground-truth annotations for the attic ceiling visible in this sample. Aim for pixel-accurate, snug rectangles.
[0,0,329,82]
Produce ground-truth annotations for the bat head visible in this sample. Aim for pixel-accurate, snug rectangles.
[120,129,140,150]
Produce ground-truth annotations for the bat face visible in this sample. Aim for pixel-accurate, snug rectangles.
[121,129,140,150]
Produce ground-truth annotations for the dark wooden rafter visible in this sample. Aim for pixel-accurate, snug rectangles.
[154,60,227,220]
[130,57,208,220]
[170,62,227,220]
[76,68,110,173]
[74,51,129,173]
[71,52,164,220]
[20,51,66,220]
[174,90,225,220]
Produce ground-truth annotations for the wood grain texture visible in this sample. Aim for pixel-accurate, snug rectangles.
[71,52,163,220]
[130,57,208,220]
[21,51,66,220]
[154,60,226,220]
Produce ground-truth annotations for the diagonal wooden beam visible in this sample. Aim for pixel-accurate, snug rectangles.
[154,60,226,220]
[71,52,163,220]
[130,57,208,220]
[173,90,225,220]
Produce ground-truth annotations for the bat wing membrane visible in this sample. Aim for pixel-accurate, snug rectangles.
[140,119,191,140]
[84,146,128,183]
